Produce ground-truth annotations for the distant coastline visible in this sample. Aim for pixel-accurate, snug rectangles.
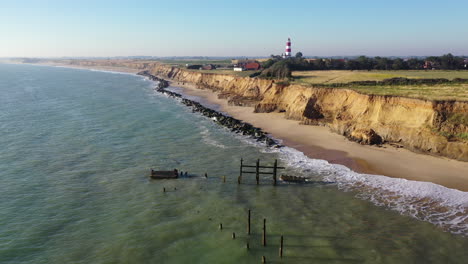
[23,60,468,192]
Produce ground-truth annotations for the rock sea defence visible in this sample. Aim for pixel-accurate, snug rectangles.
[137,71,282,148]
[147,64,468,161]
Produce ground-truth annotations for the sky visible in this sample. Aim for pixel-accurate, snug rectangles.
[1,0,467,57]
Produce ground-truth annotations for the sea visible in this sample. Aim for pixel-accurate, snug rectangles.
[0,63,467,263]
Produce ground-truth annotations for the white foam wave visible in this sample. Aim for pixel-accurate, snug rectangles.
[227,132,468,235]
[165,81,468,236]
[275,145,468,236]
[200,127,228,149]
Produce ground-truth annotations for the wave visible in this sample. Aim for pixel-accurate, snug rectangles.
[145,74,468,236]
[199,127,228,149]
[276,145,468,236]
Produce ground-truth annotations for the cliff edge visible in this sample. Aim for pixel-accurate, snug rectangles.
[148,64,468,161]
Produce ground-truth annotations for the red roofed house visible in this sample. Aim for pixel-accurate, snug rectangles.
[244,62,261,71]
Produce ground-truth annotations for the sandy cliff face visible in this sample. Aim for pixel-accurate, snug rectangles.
[148,64,468,161]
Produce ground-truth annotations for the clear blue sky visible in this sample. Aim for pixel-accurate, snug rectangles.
[1,0,467,57]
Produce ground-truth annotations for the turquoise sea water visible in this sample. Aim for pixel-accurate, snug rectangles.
[0,63,467,263]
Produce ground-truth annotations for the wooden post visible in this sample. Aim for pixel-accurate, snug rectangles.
[240,158,243,177]
[219,223,223,230]
[239,158,243,184]
[279,235,283,258]
[205,173,208,178]
[262,256,266,263]
[262,218,266,246]
[223,176,226,183]
[232,232,236,239]
[246,242,249,250]
[256,159,260,185]
[273,159,278,186]
[247,209,251,235]
[163,187,166,193]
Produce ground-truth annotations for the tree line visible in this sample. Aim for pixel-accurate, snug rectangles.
[260,53,467,79]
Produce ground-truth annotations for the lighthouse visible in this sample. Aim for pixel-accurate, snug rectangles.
[284,37,292,58]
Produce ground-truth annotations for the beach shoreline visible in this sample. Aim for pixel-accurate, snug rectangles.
[168,80,468,192]
[30,62,468,192]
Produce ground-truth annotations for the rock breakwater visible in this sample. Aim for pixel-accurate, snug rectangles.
[137,71,282,148]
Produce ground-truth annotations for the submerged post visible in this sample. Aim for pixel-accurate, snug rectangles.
[273,159,278,186]
[262,218,266,246]
[240,158,243,177]
[223,176,226,183]
[247,209,251,235]
[262,256,266,263]
[256,159,260,185]
[238,158,243,184]
[279,235,283,258]
[232,232,236,239]
[219,223,223,230]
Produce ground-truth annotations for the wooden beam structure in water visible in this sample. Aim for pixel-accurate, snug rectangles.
[150,169,179,179]
[238,159,285,185]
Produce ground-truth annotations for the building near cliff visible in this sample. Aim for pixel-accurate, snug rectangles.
[233,60,261,71]
[201,64,216,70]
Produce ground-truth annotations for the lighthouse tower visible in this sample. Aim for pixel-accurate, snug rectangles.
[285,38,292,58]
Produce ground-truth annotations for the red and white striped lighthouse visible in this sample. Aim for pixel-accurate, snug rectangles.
[285,37,292,57]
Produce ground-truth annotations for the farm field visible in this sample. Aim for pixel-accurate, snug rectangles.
[346,83,468,101]
[292,70,468,84]
[185,68,260,77]
[157,59,232,67]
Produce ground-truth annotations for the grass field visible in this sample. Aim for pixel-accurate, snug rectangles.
[157,59,232,67]
[185,68,260,77]
[345,83,468,101]
[292,70,468,84]
[291,70,468,101]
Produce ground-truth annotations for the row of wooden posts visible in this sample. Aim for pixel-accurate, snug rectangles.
[220,209,284,262]
[238,159,285,185]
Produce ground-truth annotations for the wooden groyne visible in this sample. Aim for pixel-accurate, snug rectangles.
[238,159,285,185]
[137,71,282,148]
[150,169,178,179]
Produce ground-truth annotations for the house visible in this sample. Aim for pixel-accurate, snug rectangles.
[201,64,216,70]
[244,62,261,71]
[423,60,438,70]
[233,60,261,71]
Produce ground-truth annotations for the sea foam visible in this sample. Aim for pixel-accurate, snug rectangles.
[149,75,468,236]
[275,145,468,236]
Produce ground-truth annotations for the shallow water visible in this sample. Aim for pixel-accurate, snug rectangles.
[0,64,467,263]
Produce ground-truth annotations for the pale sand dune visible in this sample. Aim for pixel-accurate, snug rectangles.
[177,83,468,192]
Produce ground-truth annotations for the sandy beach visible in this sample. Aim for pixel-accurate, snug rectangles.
[34,62,468,192]
[172,81,468,192]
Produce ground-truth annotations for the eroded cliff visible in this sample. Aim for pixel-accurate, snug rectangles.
[148,64,468,161]
[47,60,467,161]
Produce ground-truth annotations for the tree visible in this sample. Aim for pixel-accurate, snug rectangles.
[407,58,423,69]
[262,59,277,69]
[260,60,292,79]
[392,58,408,70]
[295,52,303,58]
[374,57,392,70]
